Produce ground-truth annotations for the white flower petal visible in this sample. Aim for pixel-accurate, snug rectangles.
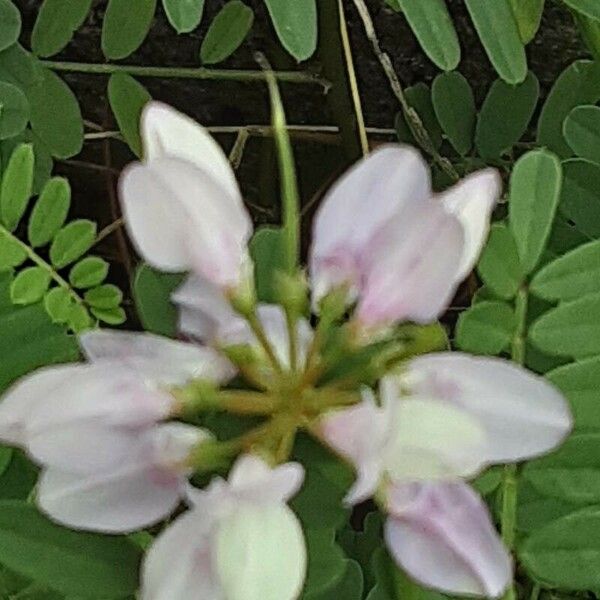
[385,481,512,598]
[405,353,572,463]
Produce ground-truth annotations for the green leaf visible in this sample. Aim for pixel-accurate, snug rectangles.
[133,263,182,337]
[31,0,93,58]
[475,71,539,158]
[49,219,96,269]
[560,158,600,239]
[531,239,600,301]
[0,143,33,232]
[108,72,151,157]
[431,71,475,155]
[564,104,600,164]
[163,0,204,33]
[67,302,92,333]
[69,256,109,289]
[548,356,600,430]
[27,68,83,159]
[520,506,600,589]
[249,227,287,303]
[91,305,126,325]
[563,0,600,21]
[10,267,51,305]
[530,292,600,359]
[305,559,363,600]
[0,500,141,596]
[0,0,21,53]
[576,12,600,62]
[477,224,523,300]
[0,82,29,140]
[102,0,157,60]
[395,83,442,150]
[263,0,317,62]
[508,149,562,274]
[0,44,40,91]
[43,287,75,324]
[455,301,516,355]
[464,0,527,84]
[27,177,70,248]
[537,60,600,156]
[508,0,544,43]
[84,284,122,309]
[395,0,460,71]
[200,1,254,65]
[302,529,348,597]
[0,229,26,270]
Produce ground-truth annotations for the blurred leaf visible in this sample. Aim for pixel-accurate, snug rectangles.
[395,0,460,71]
[508,0,544,43]
[69,257,109,289]
[564,104,600,164]
[102,0,157,60]
[163,0,204,33]
[249,227,287,303]
[67,302,92,333]
[31,0,92,58]
[563,0,600,21]
[84,284,122,309]
[305,559,363,600]
[464,0,527,84]
[108,72,151,157]
[0,82,28,140]
[0,0,21,53]
[560,158,600,239]
[0,143,33,232]
[27,176,70,248]
[263,0,317,61]
[509,149,562,274]
[44,287,75,324]
[10,267,51,305]
[431,71,475,155]
[302,529,348,597]
[49,219,96,269]
[200,1,254,65]
[475,71,539,158]
[91,305,126,325]
[0,230,26,270]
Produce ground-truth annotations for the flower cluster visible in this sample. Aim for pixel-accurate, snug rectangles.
[0,102,572,599]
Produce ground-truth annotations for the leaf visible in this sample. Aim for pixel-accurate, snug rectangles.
[0,500,141,596]
[67,302,92,333]
[531,239,600,301]
[508,149,562,274]
[91,305,126,325]
[102,0,157,60]
[395,0,460,71]
[0,229,26,270]
[84,284,122,309]
[0,143,34,232]
[475,71,539,158]
[564,104,600,164]
[69,257,109,289]
[0,82,29,140]
[477,224,523,300]
[0,0,21,53]
[455,301,516,355]
[49,219,96,269]
[133,263,183,337]
[395,83,442,150]
[508,0,545,43]
[563,0,600,21]
[530,292,600,359]
[547,356,600,430]
[107,72,151,157]
[43,287,75,324]
[0,44,40,91]
[464,0,527,84]
[560,158,600,239]
[520,506,600,589]
[249,227,287,303]
[306,559,363,600]
[537,60,600,156]
[27,177,70,248]
[431,71,475,155]
[302,529,348,597]
[27,68,83,159]
[10,267,51,305]
[576,12,600,62]
[200,1,254,65]
[263,0,317,62]
[31,0,93,58]
[163,0,204,33]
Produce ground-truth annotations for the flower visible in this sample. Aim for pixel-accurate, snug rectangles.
[119,102,253,292]
[142,454,306,600]
[318,352,572,597]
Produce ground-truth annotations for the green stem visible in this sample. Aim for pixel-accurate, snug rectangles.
[41,60,329,89]
[246,310,284,373]
[0,225,84,306]
[285,308,299,372]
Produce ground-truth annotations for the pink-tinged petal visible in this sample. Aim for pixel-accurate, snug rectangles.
[356,198,464,328]
[385,481,512,598]
[79,329,235,385]
[142,509,222,600]
[120,157,252,288]
[310,145,431,302]
[141,101,240,201]
[405,353,572,462]
[439,169,501,280]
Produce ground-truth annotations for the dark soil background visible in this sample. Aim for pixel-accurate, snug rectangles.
[12,0,588,319]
